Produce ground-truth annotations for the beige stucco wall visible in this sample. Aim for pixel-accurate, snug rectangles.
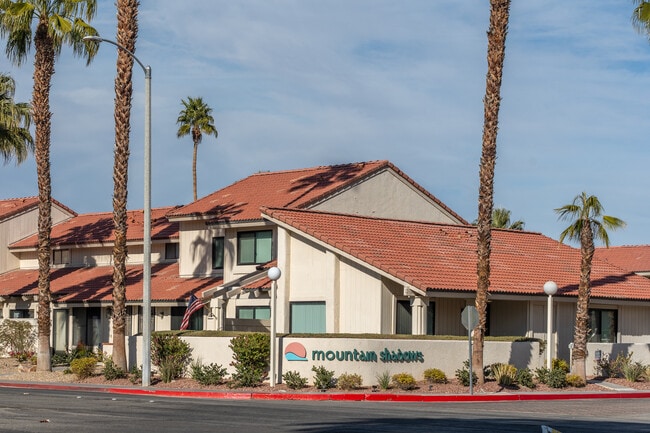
[117,336,542,384]
[309,169,462,224]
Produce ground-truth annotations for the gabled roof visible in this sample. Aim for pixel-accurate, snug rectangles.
[0,262,222,303]
[167,160,467,224]
[10,207,179,249]
[0,196,76,222]
[262,207,650,301]
[595,245,650,274]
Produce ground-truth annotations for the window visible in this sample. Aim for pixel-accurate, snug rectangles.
[171,306,203,330]
[237,230,272,265]
[10,309,33,319]
[165,243,179,260]
[52,249,70,265]
[396,300,412,334]
[212,237,224,269]
[236,306,271,320]
[589,309,617,343]
[290,302,325,333]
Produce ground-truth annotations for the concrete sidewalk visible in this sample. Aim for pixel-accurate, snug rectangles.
[1,380,650,403]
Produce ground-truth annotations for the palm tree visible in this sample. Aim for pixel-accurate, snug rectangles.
[492,207,524,230]
[0,0,98,371]
[632,1,650,38]
[109,0,139,372]
[555,192,625,381]
[176,97,217,201]
[0,73,33,164]
[474,0,511,384]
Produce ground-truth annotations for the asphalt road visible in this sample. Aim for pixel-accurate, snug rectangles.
[0,388,649,432]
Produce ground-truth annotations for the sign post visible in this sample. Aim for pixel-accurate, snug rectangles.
[461,306,479,395]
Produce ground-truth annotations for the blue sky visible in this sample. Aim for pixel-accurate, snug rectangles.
[1,1,649,246]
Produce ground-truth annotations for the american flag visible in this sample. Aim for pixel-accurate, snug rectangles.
[180,294,205,330]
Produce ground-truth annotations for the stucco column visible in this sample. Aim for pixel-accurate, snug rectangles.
[411,297,428,335]
[209,298,225,331]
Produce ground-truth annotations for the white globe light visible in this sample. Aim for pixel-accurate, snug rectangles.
[543,280,558,296]
[267,266,281,281]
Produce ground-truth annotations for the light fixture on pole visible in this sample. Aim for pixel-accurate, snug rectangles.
[83,35,152,387]
[543,280,558,369]
[267,266,281,387]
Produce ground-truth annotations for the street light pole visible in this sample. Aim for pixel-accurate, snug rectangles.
[83,36,152,387]
[267,267,282,387]
[543,281,558,370]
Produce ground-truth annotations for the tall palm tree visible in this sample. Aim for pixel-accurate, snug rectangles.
[0,0,98,371]
[474,0,510,384]
[176,97,217,202]
[555,192,625,381]
[492,207,524,230]
[110,0,139,372]
[632,1,650,38]
[0,73,33,164]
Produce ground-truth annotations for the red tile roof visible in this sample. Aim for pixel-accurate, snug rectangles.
[595,245,650,273]
[168,160,467,224]
[0,262,222,303]
[262,207,650,301]
[0,196,76,222]
[10,207,179,249]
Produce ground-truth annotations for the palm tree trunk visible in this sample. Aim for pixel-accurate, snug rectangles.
[33,18,55,372]
[192,136,198,202]
[474,0,510,384]
[111,0,138,372]
[572,221,595,380]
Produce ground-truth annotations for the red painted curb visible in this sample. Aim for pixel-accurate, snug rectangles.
[2,382,650,403]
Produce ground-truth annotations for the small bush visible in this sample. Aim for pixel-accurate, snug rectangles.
[283,370,308,390]
[376,371,391,390]
[516,368,536,389]
[492,363,517,387]
[190,360,228,386]
[623,362,646,383]
[312,365,335,390]
[151,334,192,381]
[566,374,586,387]
[70,356,97,379]
[535,367,549,384]
[103,357,127,381]
[455,361,477,387]
[552,358,570,373]
[546,369,567,389]
[337,373,363,390]
[423,368,447,384]
[129,365,142,384]
[598,352,634,378]
[0,320,36,355]
[392,373,417,390]
[229,333,269,388]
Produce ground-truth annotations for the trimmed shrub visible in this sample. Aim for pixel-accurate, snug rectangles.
[0,320,36,356]
[229,333,269,388]
[190,360,228,386]
[103,357,127,381]
[566,373,586,388]
[552,358,570,374]
[492,363,517,387]
[337,373,363,390]
[423,368,447,384]
[516,368,536,389]
[151,334,192,381]
[392,373,417,390]
[546,369,567,389]
[312,365,335,390]
[282,370,308,390]
[623,362,646,383]
[70,356,97,379]
[376,370,391,390]
[535,367,549,384]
